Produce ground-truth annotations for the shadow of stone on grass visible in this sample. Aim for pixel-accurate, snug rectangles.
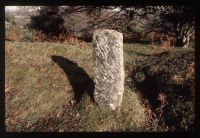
[51,55,94,103]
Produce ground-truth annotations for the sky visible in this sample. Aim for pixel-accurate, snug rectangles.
[5,6,17,11]
[5,6,119,13]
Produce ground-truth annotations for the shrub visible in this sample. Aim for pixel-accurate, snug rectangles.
[5,14,16,25]
[29,6,66,36]
[5,23,34,42]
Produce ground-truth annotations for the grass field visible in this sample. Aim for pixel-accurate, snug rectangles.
[5,41,194,132]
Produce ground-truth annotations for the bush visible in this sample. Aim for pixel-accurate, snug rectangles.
[132,49,195,131]
[5,14,16,25]
[80,29,92,42]
[29,6,66,36]
[5,22,35,42]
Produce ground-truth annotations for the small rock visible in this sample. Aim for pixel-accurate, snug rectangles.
[66,85,73,92]
[56,111,62,118]
[69,99,76,105]
[76,113,80,117]
[58,129,64,132]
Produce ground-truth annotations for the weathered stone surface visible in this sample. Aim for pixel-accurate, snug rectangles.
[93,29,125,110]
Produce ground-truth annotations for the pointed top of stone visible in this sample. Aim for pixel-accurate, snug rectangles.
[93,29,123,47]
[94,29,121,33]
[93,29,122,38]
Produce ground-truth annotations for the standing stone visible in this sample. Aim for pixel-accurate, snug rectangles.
[93,29,125,110]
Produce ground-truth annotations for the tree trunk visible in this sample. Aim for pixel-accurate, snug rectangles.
[175,34,191,48]
[183,35,191,48]
[175,23,194,48]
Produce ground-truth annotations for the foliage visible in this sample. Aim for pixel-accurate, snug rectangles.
[5,21,88,45]
[138,6,195,47]
[5,14,16,25]
[11,6,195,45]
[29,6,66,36]
[5,22,34,42]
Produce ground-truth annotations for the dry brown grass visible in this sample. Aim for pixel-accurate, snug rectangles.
[5,30,19,41]
[32,31,87,49]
